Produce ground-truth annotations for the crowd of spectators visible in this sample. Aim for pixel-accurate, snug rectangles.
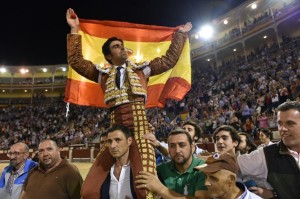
[0,34,299,150]
[0,102,109,150]
[184,35,299,136]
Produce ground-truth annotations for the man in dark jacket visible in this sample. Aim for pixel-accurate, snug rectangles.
[238,101,300,198]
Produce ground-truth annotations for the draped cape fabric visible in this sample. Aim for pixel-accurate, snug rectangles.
[64,19,191,108]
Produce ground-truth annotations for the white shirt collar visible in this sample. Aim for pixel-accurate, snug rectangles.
[114,63,126,70]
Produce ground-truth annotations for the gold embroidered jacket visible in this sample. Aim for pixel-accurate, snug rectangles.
[67,31,187,107]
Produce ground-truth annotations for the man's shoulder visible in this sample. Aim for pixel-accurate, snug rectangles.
[264,141,279,149]
[192,156,206,166]
[238,145,265,159]
[60,160,82,178]
[60,159,76,169]
[2,165,11,173]
[25,159,38,169]
[157,161,172,169]
[188,157,206,176]
[127,60,150,70]
[263,141,282,156]
[25,164,40,180]
[157,161,174,174]
[236,182,262,199]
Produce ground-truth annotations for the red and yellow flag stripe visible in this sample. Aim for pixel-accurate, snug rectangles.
[65,19,191,108]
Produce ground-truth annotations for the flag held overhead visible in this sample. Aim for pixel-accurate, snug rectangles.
[65,19,191,108]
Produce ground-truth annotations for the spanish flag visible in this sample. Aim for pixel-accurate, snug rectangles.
[65,19,191,108]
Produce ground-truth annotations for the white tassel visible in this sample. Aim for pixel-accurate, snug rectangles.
[65,102,70,119]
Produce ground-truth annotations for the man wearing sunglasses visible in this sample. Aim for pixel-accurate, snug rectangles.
[0,143,37,199]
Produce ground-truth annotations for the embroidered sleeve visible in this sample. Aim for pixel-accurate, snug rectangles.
[67,34,99,83]
[149,31,187,76]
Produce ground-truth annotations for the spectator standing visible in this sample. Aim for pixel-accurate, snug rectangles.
[136,128,209,198]
[257,128,274,148]
[238,132,257,154]
[238,101,300,198]
[20,140,83,199]
[213,125,241,155]
[0,143,37,199]
[258,112,269,129]
[243,118,255,137]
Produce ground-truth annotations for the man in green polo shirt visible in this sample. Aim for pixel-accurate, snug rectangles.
[136,128,209,198]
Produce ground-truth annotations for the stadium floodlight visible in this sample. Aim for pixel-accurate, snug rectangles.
[61,67,67,72]
[198,25,214,40]
[224,20,228,25]
[42,68,47,72]
[251,3,257,9]
[20,68,29,74]
[0,67,7,73]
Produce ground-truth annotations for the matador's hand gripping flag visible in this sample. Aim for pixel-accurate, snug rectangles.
[64,19,191,108]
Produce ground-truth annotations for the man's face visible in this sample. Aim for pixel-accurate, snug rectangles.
[204,170,234,198]
[278,109,300,152]
[38,141,61,170]
[182,124,197,141]
[168,134,193,165]
[8,144,28,170]
[99,136,108,149]
[215,131,238,154]
[238,135,247,154]
[106,40,128,65]
[107,130,132,159]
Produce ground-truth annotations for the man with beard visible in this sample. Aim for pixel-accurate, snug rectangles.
[0,143,37,199]
[20,140,83,199]
[145,120,204,159]
[136,129,209,198]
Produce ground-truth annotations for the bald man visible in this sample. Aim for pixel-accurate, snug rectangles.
[20,139,83,199]
[194,153,262,199]
[0,142,37,199]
